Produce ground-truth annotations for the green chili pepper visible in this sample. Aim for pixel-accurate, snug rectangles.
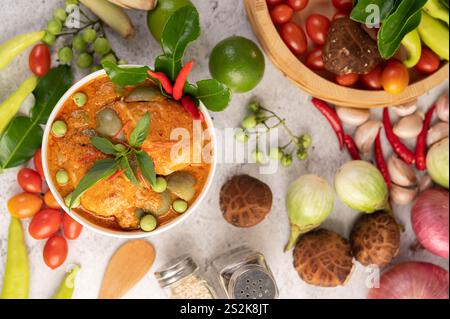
[402,29,422,68]
[424,0,449,25]
[1,218,29,299]
[419,11,450,61]
[53,265,81,299]
[0,31,45,70]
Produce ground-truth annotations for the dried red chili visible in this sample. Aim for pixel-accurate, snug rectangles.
[311,98,345,150]
[416,104,436,171]
[343,134,361,160]
[173,61,194,101]
[375,129,392,188]
[147,70,173,95]
[181,96,203,121]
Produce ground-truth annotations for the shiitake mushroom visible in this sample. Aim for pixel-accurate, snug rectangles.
[293,229,354,287]
[350,212,401,268]
[219,175,273,228]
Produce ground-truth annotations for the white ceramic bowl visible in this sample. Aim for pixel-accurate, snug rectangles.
[42,68,217,238]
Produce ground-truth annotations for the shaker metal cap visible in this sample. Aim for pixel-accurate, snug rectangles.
[155,255,199,287]
[229,264,278,299]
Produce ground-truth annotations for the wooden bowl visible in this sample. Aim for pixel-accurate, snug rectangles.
[245,0,449,109]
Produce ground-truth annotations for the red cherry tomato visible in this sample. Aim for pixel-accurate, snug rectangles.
[43,235,68,270]
[270,4,294,25]
[332,11,348,20]
[415,47,441,74]
[17,168,42,193]
[29,209,62,240]
[44,190,62,209]
[266,0,284,7]
[306,47,325,70]
[336,73,359,87]
[34,148,45,179]
[63,213,83,240]
[8,193,43,219]
[381,59,410,94]
[29,44,51,77]
[361,65,383,90]
[332,0,353,12]
[287,0,309,11]
[281,22,308,55]
[306,14,331,46]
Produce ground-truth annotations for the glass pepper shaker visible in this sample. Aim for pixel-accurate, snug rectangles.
[211,246,279,299]
[155,255,216,299]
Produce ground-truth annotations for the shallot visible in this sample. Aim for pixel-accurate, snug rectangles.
[390,184,418,206]
[393,113,424,139]
[412,189,449,258]
[436,93,449,123]
[336,107,370,126]
[427,122,449,147]
[354,120,381,155]
[393,101,418,117]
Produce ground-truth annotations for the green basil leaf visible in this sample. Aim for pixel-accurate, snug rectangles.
[195,79,232,112]
[119,155,140,188]
[0,117,43,169]
[30,65,73,125]
[70,158,118,208]
[103,61,150,87]
[136,151,156,187]
[154,55,182,82]
[160,6,200,66]
[91,137,117,155]
[129,112,151,147]
[378,0,427,59]
[351,0,397,25]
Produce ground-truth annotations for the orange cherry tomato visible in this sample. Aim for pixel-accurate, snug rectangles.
[336,73,359,87]
[29,44,51,77]
[281,22,308,55]
[8,193,43,219]
[332,0,353,12]
[306,14,331,46]
[63,213,83,240]
[266,0,284,7]
[34,148,45,179]
[415,47,441,75]
[44,190,61,209]
[306,47,325,70]
[287,0,308,11]
[43,235,68,270]
[29,209,62,240]
[361,65,383,90]
[381,60,410,94]
[17,168,42,193]
[270,4,294,25]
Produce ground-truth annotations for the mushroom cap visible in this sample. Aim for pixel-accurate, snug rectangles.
[219,175,273,228]
[293,229,354,287]
[350,212,401,268]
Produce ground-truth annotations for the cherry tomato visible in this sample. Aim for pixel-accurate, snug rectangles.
[266,0,284,7]
[8,193,43,219]
[381,60,410,94]
[17,168,42,193]
[44,190,61,209]
[287,0,309,11]
[270,4,294,25]
[281,22,308,55]
[336,73,359,87]
[306,47,325,70]
[63,213,83,240]
[43,235,68,270]
[306,14,331,46]
[34,148,45,179]
[332,11,348,20]
[332,0,353,12]
[29,44,51,77]
[361,65,383,90]
[29,209,62,240]
[415,47,441,74]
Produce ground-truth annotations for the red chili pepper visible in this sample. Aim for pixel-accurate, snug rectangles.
[112,120,132,140]
[382,108,416,164]
[375,129,392,188]
[311,98,345,150]
[343,134,361,160]
[416,104,436,171]
[181,96,204,121]
[108,169,126,181]
[173,61,194,101]
[147,70,173,95]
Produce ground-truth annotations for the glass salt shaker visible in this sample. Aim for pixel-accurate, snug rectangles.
[211,246,279,299]
[155,255,216,299]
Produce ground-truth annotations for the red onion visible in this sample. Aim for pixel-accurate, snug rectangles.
[368,262,449,299]
[412,189,449,258]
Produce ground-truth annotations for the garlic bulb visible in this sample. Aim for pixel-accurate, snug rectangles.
[418,174,434,193]
[393,101,418,117]
[354,120,382,155]
[388,155,417,187]
[393,113,424,139]
[390,184,418,205]
[427,122,449,147]
[436,93,449,123]
[336,107,371,126]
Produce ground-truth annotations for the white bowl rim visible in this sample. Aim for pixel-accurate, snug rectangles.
[42,67,218,239]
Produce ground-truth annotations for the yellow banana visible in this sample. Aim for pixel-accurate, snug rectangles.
[418,11,449,61]
[0,31,45,70]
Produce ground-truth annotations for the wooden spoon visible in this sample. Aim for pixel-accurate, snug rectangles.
[99,240,156,299]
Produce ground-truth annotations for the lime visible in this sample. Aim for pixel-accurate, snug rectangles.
[209,36,265,93]
[147,0,193,42]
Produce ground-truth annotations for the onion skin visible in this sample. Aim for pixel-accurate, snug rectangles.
[412,189,449,258]
[368,262,449,299]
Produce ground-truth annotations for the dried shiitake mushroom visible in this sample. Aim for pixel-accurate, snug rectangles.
[219,175,273,228]
[350,212,401,268]
[323,18,381,75]
[293,229,354,287]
